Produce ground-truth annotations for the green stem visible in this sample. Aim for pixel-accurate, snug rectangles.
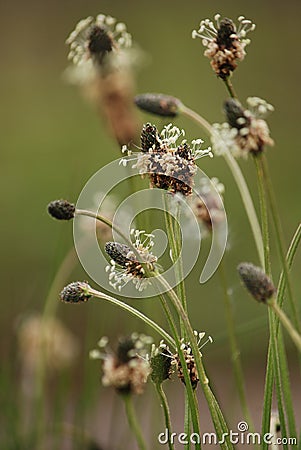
[254,156,271,274]
[156,275,233,449]
[123,394,147,450]
[223,77,237,99]
[269,300,301,353]
[260,156,301,332]
[88,287,174,347]
[163,194,187,336]
[255,155,290,448]
[155,383,175,450]
[158,294,202,450]
[184,393,191,450]
[218,261,254,428]
[181,105,264,267]
[276,223,301,329]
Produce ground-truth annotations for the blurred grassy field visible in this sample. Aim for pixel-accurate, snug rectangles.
[1,0,301,446]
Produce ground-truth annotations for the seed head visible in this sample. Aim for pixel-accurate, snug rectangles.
[48,199,75,221]
[134,93,182,117]
[60,281,92,304]
[237,263,276,303]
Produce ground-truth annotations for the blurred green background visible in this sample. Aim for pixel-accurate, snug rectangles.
[1,0,301,447]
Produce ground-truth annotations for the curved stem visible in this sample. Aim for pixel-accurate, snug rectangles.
[181,105,264,267]
[88,287,174,347]
[123,394,147,450]
[155,383,175,450]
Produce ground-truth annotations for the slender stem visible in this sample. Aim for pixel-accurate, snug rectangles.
[223,77,237,99]
[184,393,191,450]
[88,287,174,347]
[260,156,300,332]
[158,294,202,450]
[254,156,271,274]
[276,223,301,329]
[156,275,233,449]
[75,209,130,246]
[123,394,147,450]
[255,154,291,447]
[163,194,187,336]
[181,105,264,267]
[155,383,175,450]
[218,261,254,428]
[269,301,301,353]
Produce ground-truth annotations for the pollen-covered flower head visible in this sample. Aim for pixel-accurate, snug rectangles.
[192,14,256,79]
[90,333,153,395]
[191,177,225,233]
[157,332,213,390]
[66,14,132,72]
[104,229,159,292]
[121,123,212,196]
[211,97,274,158]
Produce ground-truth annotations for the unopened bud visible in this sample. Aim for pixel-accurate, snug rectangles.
[48,200,75,221]
[60,281,92,304]
[134,93,182,117]
[237,262,276,303]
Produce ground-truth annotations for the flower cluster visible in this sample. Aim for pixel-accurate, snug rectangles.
[122,123,212,196]
[211,97,274,158]
[192,14,255,79]
[105,229,159,291]
[90,333,153,395]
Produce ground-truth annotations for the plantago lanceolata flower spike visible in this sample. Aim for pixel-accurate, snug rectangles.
[192,14,256,79]
[121,123,213,196]
[60,281,92,304]
[134,93,183,117]
[90,333,152,395]
[212,97,274,158]
[105,230,159,291]
[47,199,75,221]
[237,262,276,303]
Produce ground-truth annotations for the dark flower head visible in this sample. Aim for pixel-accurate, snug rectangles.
[60,281,92,304]
[224,98,251,130]
[237,262,276,303]
[216,18,236,48]
[140,123,161,152]
[48,200,75,221]
[150,343,172,385]
[66,15,132,70]
[134,93,182,118]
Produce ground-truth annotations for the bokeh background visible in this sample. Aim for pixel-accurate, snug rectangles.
[1,0,301,448]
